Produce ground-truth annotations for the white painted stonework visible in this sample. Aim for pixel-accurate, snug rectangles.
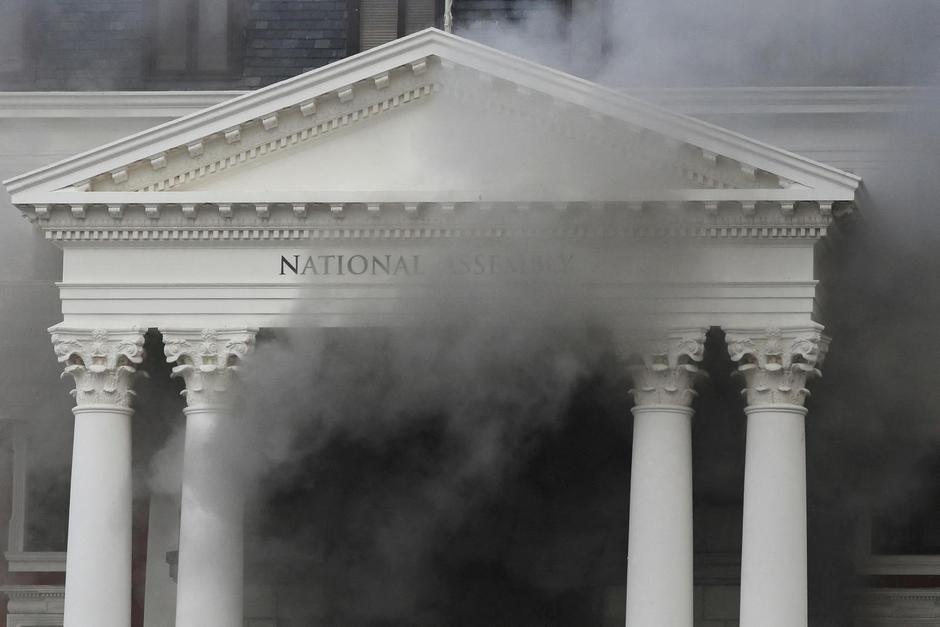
[2,29,862,627]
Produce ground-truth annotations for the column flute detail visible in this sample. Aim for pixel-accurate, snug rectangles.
[623,329,705,627]
[163,328,257,627]
[726,327,828,627]
[51,327,145,627]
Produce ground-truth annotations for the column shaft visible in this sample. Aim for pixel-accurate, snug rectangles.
[739,404,808,627]
[164,328,255,627]
[175,406,244,627]
[51,327,144,627]
[64,406,133,627]
[727,327,826,627]
[625,405,694,627]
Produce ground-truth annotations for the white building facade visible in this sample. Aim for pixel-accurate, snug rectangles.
[0,29,936,627]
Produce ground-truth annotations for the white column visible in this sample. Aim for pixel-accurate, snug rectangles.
[163,328,256,627]
[51,327,146,627]
[727,327,828,627]
[624,330,705,627]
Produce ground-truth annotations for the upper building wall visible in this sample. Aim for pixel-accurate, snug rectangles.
[0,0,575,91]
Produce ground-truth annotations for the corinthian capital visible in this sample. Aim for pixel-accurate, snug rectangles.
[725,327,829,407]
[623,329,707,407]
[50,327,146,408]
[162,328,257,408]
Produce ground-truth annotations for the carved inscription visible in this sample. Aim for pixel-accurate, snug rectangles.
[279,252,575,278]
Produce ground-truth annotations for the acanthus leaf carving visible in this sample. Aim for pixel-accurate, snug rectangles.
[622,329,707,407]
[162,328,257,408]
[50,327,146,408]
[726,327,830,406]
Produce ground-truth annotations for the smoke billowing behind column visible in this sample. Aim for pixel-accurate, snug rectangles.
[459,2,940,623]
[133,3,940,624]
[0,0,931,624]
[225,216,696,623]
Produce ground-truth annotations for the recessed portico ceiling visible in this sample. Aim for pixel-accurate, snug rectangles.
[4,28,860,209]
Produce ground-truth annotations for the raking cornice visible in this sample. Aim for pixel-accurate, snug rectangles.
[3,29,861,203]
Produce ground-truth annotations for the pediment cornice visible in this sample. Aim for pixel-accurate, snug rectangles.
[4,30,860,206]
[94,71,439,194]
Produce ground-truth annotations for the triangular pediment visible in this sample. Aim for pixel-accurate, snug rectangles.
[4,29,859,207]
[111,79,778,199]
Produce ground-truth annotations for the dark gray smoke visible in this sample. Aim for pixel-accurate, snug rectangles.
[221,225,688,623]
[238,311,615,623]
[456,2,940,625]
[804,95,940,624]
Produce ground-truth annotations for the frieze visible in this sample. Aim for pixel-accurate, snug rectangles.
[279,252,575,277]
[23,199,843,245]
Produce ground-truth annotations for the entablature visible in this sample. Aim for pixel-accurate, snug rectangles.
[18,197,844,245]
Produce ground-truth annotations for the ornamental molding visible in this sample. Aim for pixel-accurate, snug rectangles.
[1,585,65,625]
[622,329,707,407]
[725,327,829,406]
[17,196,846,222]
[37,222,833,244]
[1,584,65,605]
[93,78,438,194]
[49,327,146,408]
[162,328,257,408]
[22,199,842,245]
[3,30,860,203]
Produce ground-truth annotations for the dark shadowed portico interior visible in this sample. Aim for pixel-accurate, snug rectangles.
[135,327,753,626]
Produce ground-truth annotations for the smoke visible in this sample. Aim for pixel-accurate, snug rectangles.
[455,1,940,624]
[238,304,606,621]
[218,221,696,623]
[2,0,939,625]
[803,93,940,624]
[458,0,940,87]
[132,2,940,625]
